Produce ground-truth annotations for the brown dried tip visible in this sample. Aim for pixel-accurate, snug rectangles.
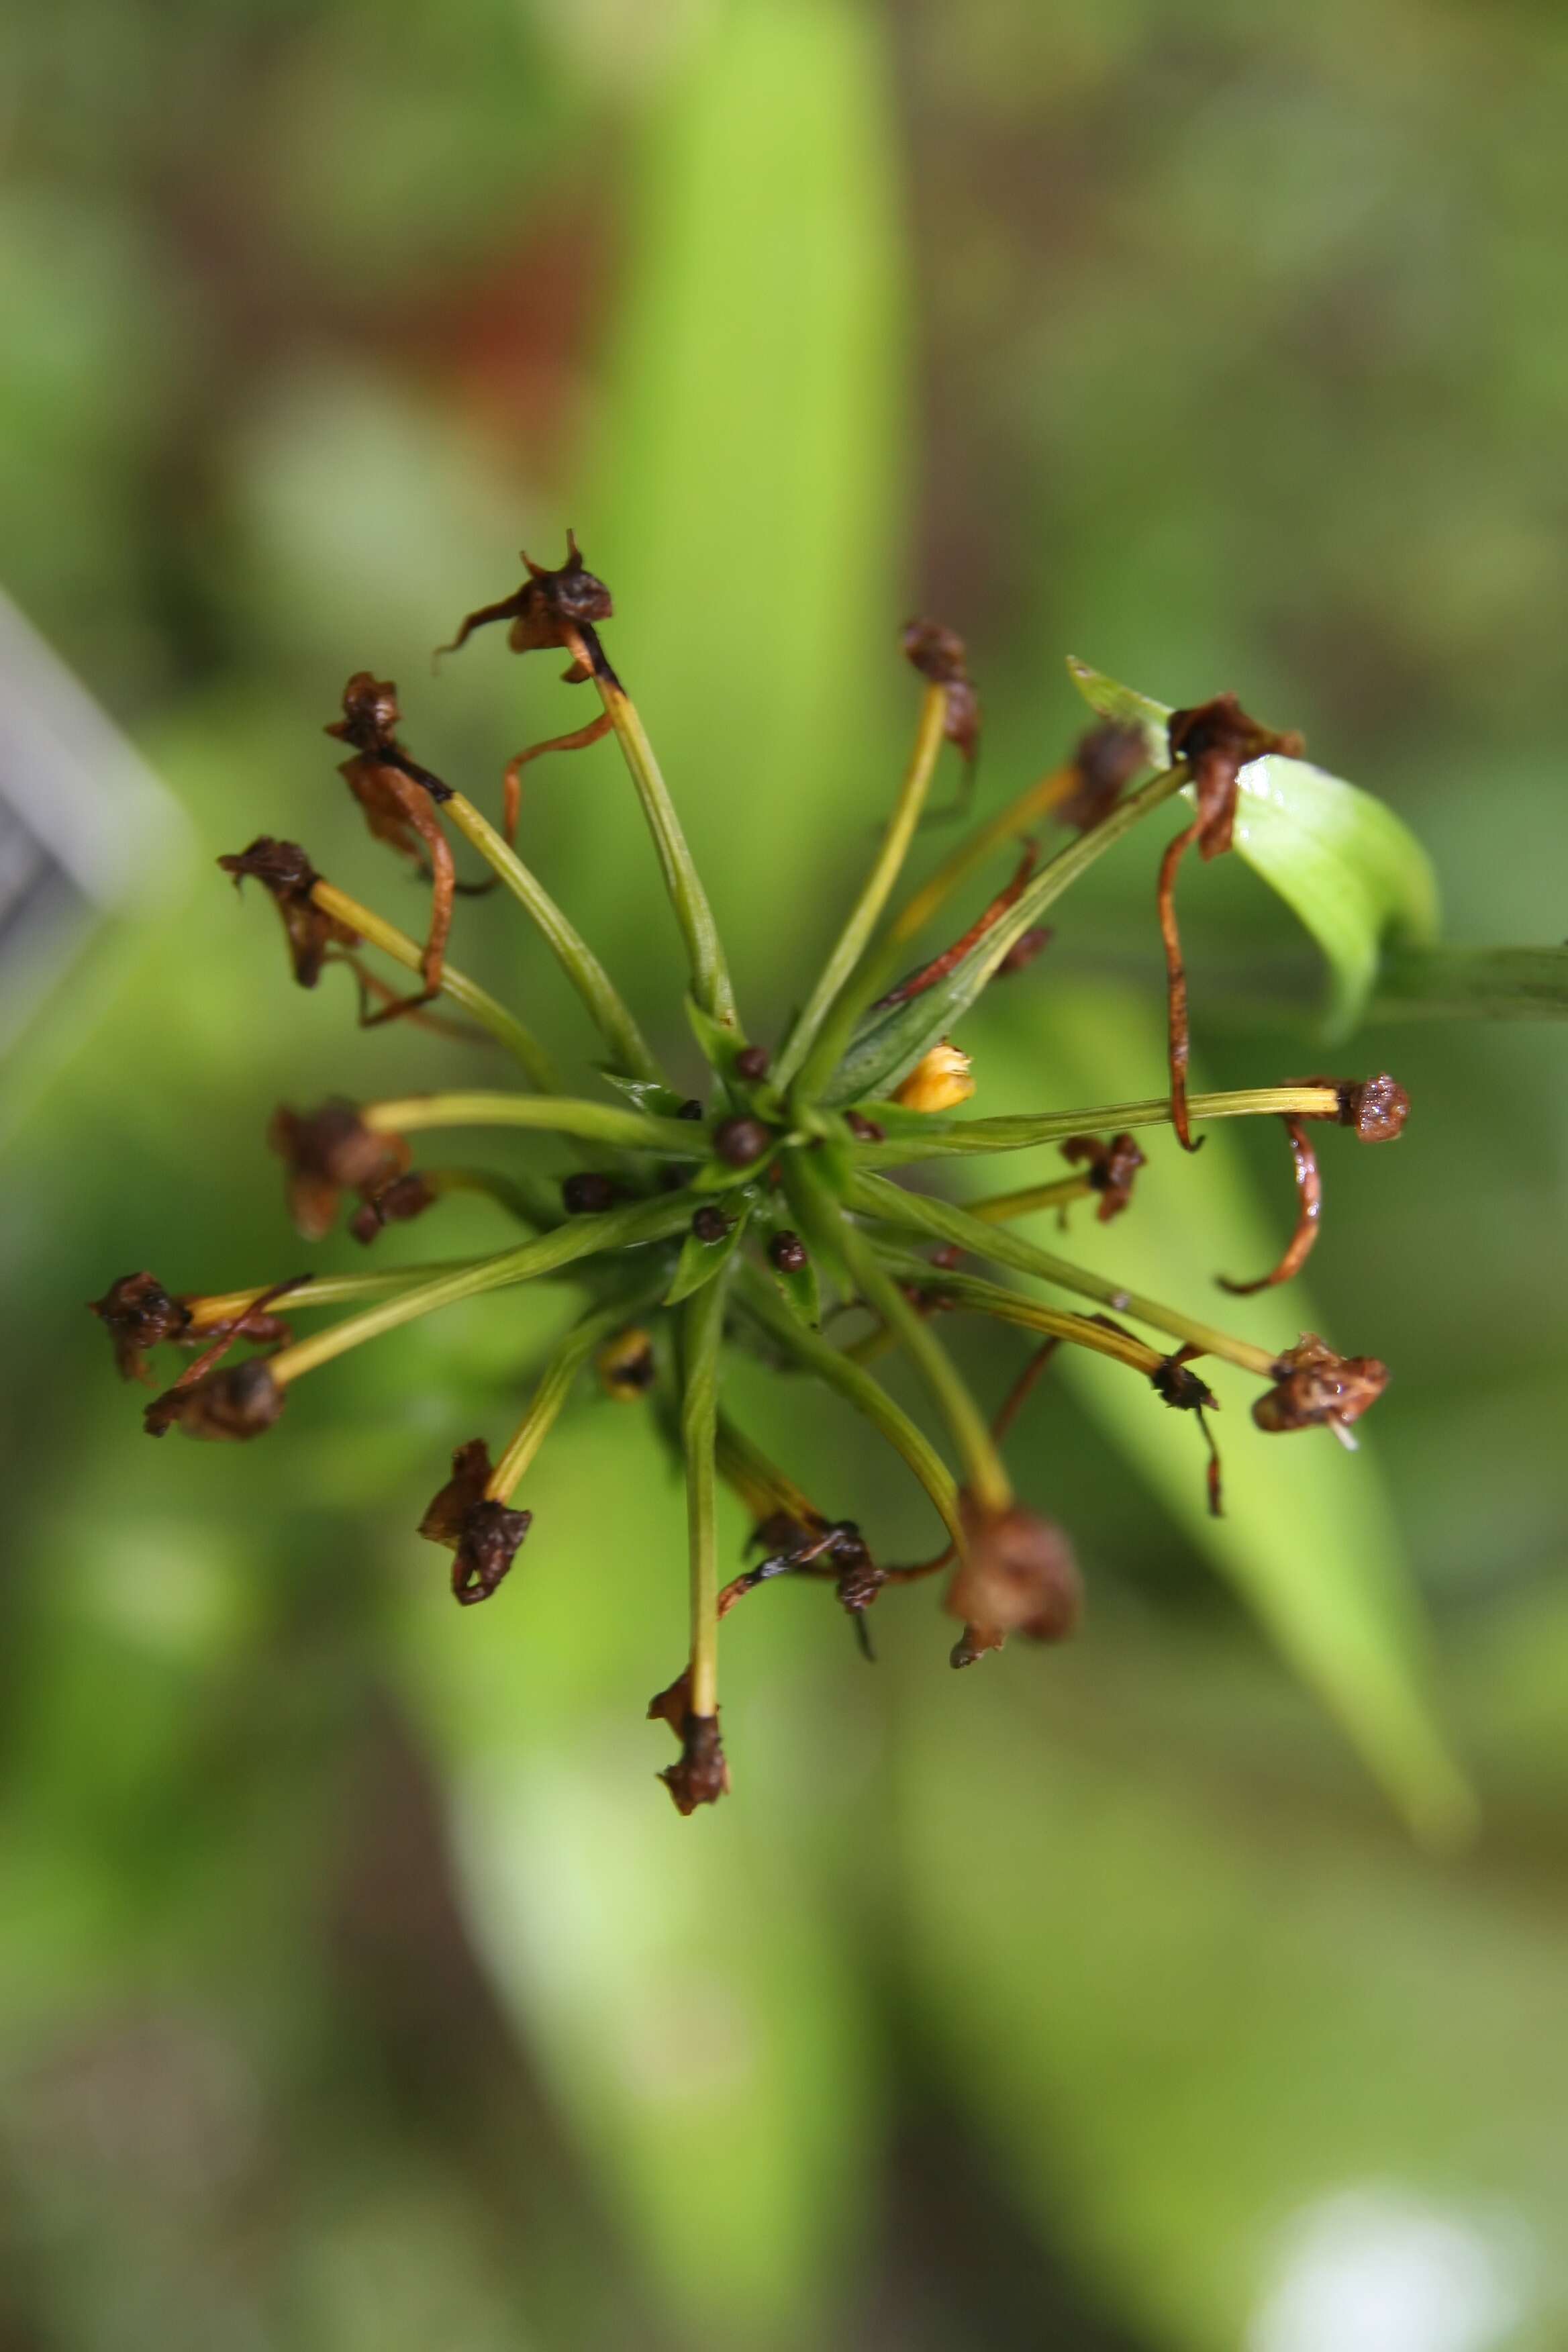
[1150,1350,1224,1517]
[1167,693,1305,864]
[1060,1132,1146,1223]
[1252,1333,1389,1444]
[901,618,980,765]
[1058,722,1148,833]
[417,1438,531,1604]
[1337,1073,1410,1143]
[89,1271,192,1383]
[438,533,616,680]
[268,1101,407,1243]
[944,1493,1082,1663]
[348,1171,438,1245]
[146,1357,284,1442]
[647,1669,731,1815]
[1218,1118,1321,1295]
[218,836,358,990]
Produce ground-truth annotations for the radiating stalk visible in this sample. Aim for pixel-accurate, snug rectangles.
[848,1171,1279,1377]
[359,1091,707,1157]
[442,791,662,1083]
[681,1266,730,1718]
[309,880,563,1090]
[264,1194,692,1387]
[569,635,737,1033]
[838,1218,1012,1511]
[851,1083,1344,1166]
[736,1260,964,1551]
[869,1243,1174,1377]
[489,1285,665,1501]
[776,683,950,1092]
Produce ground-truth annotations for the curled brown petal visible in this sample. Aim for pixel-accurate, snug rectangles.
[1157,817,1202,1151]
[1060,1132,1146,1223]
[89,1271,193,1383]
[501,711,614,844]
[1218,1117,1322,1295]
[873,842,1038,1008]
[146,1357,285,1442]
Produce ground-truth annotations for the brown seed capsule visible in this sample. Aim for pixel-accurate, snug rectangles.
[944,1493,1082,1660]
[348,1171,438,1245]
[416,1437,531,1603]
[769,1230,807,1275]
[268,1102,407,1242]
[1060,1132,1146,1223]
[901,618,981,765]
[713,1116,771,1169]
[560,1171,619,1216]
[1338,1073,1410,1142]
[89,1271,193,1383]
[734,1045,770,1082]
[148,1357,285,1442]
[1252,1333,1389,1441]
[691,1205,730,1244]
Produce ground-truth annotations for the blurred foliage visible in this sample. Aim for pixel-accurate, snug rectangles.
[3,1,1568,2347]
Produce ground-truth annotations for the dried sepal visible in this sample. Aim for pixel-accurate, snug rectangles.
[1219,1118,1322,1295]
[89,1271,192,1383]
[327,674,463,992]
[218,836,359,990]
[1060,1132,1146,1223]
[418,1436,531,1604]
[268,1101,408,1242]
[1252,1334,1389,1444]
[146,1357,284,1442]
[348,1171,438,1245]
[901,618,980,765]
[647,1669,730,1814]
[437,532,618,683]
[1149,1348,1224,1516]
[944,1492,1082,1663]
[1166,693,1305,865]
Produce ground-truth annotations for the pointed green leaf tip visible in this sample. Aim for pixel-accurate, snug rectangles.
[1067,658,1440,1038]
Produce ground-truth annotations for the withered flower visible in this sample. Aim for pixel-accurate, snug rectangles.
[944,1493,1082,1664]
[901,618,980,766]
[1336,1073,1410,1142]
[146,1357,284,1442]
[268,1101,407,1242]
[218,836,358,991]
[327,674,462,993]
[1061,1132,1146,1223]
[348,1171,438,1245]
[647,1670,730,1815]
[89,1271,192,1383]
[1252,1334,1389,1444]
[438,532,616,673]
[418,1437,532,1604]
[1150,1349,1224,1516]
[1057,721,1148,832]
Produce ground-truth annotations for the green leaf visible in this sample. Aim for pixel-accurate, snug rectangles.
[663,1195,752,1306]
[1067,658,1442,1038]
[972,989,1472,1842]
[597,1070,697,1118]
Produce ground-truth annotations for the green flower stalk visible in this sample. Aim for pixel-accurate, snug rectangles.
[91,534,1417,1815]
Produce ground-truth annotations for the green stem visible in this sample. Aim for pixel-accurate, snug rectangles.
[847,1170,1278,1377]
[359,1091,707,1158]
[851,1083,1343,1167]
[443,792,662,1083]
[966,1175,1093,1223]
[777,684,949,1093]
[736,1259,964,1551]
[311,881,563,1091]
[264,1194,691,1387]
[838,1218,1012,1510]
[575,640,738,1032]
[869,1242,1171,1377]
[681,1265,730,1718]
[489,1283,663,1500]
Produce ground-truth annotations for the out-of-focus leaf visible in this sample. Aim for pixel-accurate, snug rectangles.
[972,986,1472,1841]
[1069,658,1441,1037]
[1375,942,1568,1020]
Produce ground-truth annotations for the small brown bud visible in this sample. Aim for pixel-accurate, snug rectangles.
[690,1205,730,1244]
[1061,1132,1146,1223]
[769,1230,807,1275]
[944,1493,1082,1658]
[713,1116,771,1169]
[89,1271,191,1383]
[1252,1333,1389,1440]
[1339,1073,1410,1142]
[561,1171,620,1216]
[734,1045,770,1081]
[148,1357,284,1442]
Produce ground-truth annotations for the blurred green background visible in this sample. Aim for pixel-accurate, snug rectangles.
[3,2,1568,2345]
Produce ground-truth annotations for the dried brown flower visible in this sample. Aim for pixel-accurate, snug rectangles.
[218,836,359,991]
[268,1101,408,1242]
[1252,1333,1389,1442]
[146,1357,285,1442]
[1061,1132,1146,1223]
[647,1669,730,1814]
[944,1493,1082,1663]
[417,1437,531,1604]
[348,1171,438,1245]
[89,1271,193,1383]
[901,618,980,765]
[1336,1073,1410,1142]
[1057,722,1148,832]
